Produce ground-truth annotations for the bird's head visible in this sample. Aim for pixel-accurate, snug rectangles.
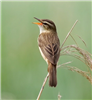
[33,17,57,33]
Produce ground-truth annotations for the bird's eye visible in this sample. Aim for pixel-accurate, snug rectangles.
[43,23,48,25]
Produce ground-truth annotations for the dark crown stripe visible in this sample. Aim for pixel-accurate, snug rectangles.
[42,19,56,27]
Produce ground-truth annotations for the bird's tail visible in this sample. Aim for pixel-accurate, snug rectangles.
[48,62,57,87]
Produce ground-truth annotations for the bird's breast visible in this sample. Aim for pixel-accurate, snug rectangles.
[39,47,49,64]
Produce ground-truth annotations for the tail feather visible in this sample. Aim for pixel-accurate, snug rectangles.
[48,63,57,87]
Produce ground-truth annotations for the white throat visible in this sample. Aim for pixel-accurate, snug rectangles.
[38,25,48,34]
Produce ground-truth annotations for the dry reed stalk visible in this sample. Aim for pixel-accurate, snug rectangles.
[61,45,92,71]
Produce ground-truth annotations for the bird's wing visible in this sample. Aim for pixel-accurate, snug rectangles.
[38,33,60,65]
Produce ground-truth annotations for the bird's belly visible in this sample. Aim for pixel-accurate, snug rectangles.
[39,47,48,64]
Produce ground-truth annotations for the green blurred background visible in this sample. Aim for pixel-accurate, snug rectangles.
[1,1,92,100]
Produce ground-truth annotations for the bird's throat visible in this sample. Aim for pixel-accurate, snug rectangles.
[38,25,49,34]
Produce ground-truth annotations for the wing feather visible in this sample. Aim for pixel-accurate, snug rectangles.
[38,32,60,65]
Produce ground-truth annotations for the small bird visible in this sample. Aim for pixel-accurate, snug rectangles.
[33,17,60,87]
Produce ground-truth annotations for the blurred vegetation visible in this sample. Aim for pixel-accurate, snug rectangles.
[1,1,91,100]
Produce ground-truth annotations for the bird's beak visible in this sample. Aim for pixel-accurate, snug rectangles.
[33,17,43,25]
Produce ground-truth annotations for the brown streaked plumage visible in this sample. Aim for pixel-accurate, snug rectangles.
[33,17,60,87]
